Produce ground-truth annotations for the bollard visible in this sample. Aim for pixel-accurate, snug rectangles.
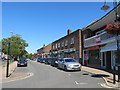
[118,65,120,82]
[113,66,116,84]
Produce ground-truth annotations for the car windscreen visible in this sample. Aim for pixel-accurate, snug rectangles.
[18,59,26,62]
[65,59,75,62]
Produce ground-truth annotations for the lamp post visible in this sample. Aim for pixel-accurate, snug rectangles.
[6,32,13,77]
[6,41,10,77]
[101,0,120,82]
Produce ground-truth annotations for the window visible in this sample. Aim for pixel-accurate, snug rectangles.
[112,50,120,66]
[96,30,106,35]
[62,42,64,47]
[58,43,60,48]
[65,40,68,46]
[83,34,87,39]
[56,43,57,49]
[71,37,74,44]
[53,45,54,49]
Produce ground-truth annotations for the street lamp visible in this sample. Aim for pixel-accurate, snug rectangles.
[6,41,10,77]
[101,0,120,82]
[6,32,13,77]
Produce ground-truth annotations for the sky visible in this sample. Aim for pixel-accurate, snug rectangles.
[2,2,115,53]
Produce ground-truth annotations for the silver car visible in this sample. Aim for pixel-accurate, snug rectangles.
[57,58,82,71]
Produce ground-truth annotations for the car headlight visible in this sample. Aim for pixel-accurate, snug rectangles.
[68,64,72,67]
[55,61,58,64]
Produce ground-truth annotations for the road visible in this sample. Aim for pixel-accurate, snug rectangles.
[2,60,106,88]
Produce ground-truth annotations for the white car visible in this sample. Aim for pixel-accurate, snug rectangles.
[57,58,82,71]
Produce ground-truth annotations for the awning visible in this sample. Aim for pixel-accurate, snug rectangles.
[100,42,120,52]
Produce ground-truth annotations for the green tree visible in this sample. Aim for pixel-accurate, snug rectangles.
[25,53,33,59]
[2,34,28,60]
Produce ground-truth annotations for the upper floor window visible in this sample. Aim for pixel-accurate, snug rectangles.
[58,43,60,48]
[62,42,64,47]
[53,45,54,49]
[65,40,68,46]
[96,30,106,35]
[83,34,88,39]
[56,43,57,49]
[71,37,74,44]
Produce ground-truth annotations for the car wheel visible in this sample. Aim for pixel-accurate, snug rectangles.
[26,64,27,67]
[57,65,60,69]
[17,64,20,67]
[64,65,67,71]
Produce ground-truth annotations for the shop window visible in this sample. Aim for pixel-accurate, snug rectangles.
[112,50,120,66]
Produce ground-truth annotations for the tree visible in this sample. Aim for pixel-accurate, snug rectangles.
[2,34,28,60]
[25,53,33,59]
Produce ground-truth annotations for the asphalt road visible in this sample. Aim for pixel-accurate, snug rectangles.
[2,60,106,88]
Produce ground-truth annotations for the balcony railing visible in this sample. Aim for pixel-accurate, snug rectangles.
[84,32,117,48]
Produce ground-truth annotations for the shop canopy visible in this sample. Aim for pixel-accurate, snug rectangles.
[101,42,120,52]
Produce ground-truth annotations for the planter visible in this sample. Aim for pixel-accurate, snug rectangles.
[105,23,120,35]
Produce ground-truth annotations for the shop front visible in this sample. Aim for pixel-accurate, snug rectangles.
[84,46,101,67]
[100,42,120,70]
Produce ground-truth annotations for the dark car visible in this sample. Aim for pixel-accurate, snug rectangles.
[37,57,41,62]
[51,58,58,67]
[17,57,27,67]
[39,58,45,63]
[45,58,52,65]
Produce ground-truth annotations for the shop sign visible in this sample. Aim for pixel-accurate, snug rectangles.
[95,36,101,43]
[85,46,100,51]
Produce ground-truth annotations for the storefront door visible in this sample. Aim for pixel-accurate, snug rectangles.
[102,52,106,67]
[106,51,111,70]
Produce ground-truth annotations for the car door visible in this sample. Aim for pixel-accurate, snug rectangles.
[61,59,65,69]
[58,59,63,69]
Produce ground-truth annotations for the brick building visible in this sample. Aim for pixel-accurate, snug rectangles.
[51,29,83,62]
[37,43,52,58]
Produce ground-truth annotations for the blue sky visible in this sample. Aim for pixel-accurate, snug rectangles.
[2,2,114,53]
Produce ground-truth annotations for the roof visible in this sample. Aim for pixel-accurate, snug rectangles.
[82,3,120,31]
[52,29,81,43]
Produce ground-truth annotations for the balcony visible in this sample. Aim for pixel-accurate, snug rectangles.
[84,32,119,48]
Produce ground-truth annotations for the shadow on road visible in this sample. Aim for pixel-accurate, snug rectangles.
[91,74,110,78]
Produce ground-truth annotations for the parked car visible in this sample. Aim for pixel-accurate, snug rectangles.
[51,58,58,67]
[57,58,81,71]
[17,57,27,67]
[37,57,41,62]
[45,58,52,65]
[39,58,45,63]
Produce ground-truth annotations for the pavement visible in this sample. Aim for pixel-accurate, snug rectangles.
[1,61,32,83]
[1,60,120,88]
[82,66,120,89]
[2,61,17,80]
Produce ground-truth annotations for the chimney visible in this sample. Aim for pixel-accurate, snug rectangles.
[67,29,72,35]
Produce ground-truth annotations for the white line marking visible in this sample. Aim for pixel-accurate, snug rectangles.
[75,81,79,84]
[2,73,34,83]
[75,81,88,85]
